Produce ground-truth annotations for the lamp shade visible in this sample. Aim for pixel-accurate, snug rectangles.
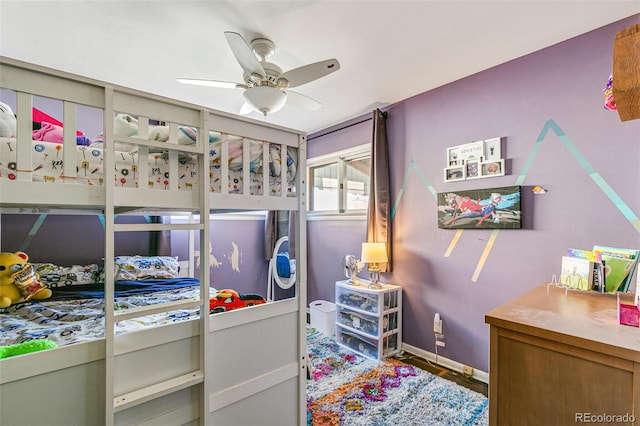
[243,86,287,116]
[360,242,388,264]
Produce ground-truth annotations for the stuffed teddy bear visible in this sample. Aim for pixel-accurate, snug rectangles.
[0,101,17,138]
[0,251,51,308]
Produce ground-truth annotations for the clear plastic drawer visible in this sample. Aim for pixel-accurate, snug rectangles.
[336,286,379,314]
[336,326,378,359]
[337,307,379,336]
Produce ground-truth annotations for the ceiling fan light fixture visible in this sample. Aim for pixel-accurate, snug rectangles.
[179,32,339,117]
[243,86,287,116]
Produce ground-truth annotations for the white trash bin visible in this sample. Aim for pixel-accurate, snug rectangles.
[310,300,336,337]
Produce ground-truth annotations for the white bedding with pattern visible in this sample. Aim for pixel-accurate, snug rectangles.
[0,137,198,189]
[0,136,297,196]
[0,285,203,347]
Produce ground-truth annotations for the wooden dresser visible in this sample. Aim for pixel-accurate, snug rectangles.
[485,283,640,425]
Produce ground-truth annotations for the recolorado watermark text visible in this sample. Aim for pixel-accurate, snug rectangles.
[575,412,634,423]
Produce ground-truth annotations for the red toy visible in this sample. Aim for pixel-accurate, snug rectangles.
[209,289,266,313]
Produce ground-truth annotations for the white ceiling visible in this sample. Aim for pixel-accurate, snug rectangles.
[1,1,638,134]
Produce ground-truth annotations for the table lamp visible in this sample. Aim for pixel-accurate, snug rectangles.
[361,242,388,289]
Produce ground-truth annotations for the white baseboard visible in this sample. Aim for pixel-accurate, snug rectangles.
[401,342,489,384]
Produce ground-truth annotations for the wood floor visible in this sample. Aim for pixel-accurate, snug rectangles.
[395,352,488,397]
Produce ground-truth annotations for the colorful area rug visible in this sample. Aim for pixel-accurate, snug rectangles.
[306,327,488,426]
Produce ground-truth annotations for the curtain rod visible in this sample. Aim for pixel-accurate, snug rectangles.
[308,116,373,141]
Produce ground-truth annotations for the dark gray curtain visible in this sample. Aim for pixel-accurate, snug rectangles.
[366,109,392,272]
[264,210,296,260]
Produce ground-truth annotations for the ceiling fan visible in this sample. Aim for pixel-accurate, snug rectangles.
[178,31,340,117]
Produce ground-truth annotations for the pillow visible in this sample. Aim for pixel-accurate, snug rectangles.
[32,107,84,136]
[269,144,297,180]
[148,125,170,142]
[32,263,101,287]
[117,115,202,146]
[90,133,104,146]
[31,122,92,145]
[269,144,282,176]
[178,126,197,144]
[114,113,139,137]
[32,121,63,143]
[182,127,221,145]
[114,256,180,281]
[210,138,262,172]
[0,101,16,137]
[150,125,199,145]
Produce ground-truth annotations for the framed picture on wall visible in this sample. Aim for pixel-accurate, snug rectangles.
[480,159,505,177]
[445,138,506,181]
[483,137,502,161]
[447,146,462,166]
[437,185,522,229]
[444,165,465,182]
[458,140,484,163]
[466,159,480,179]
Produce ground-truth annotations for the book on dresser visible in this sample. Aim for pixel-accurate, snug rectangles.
[559,255,593,290]
[592,245,639,293]
[566,248,604,292]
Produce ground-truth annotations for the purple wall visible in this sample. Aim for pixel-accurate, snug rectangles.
[0,213,287,298]
[0,214,155,264]
[170,215,292,299]
[307,219,367,301]
[308,15,640,372]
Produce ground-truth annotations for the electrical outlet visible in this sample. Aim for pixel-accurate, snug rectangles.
[463,365,474,377]
[435,320,445,348]
[434,313,443,334]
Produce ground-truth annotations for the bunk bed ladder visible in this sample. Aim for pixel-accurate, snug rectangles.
[103,88,210,425]
[104,85,117,426]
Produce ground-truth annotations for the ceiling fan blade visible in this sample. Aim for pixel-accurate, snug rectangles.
[177,78,246,89]
[279,59,340,88]
[224,31,266,79]
[285,90,322,110]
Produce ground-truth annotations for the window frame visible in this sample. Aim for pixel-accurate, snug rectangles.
[307,143,371,219]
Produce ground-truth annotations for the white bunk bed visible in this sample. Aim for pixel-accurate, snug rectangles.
[0,57,308,426]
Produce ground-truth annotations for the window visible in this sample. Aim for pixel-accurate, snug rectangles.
[307,144,371,215]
